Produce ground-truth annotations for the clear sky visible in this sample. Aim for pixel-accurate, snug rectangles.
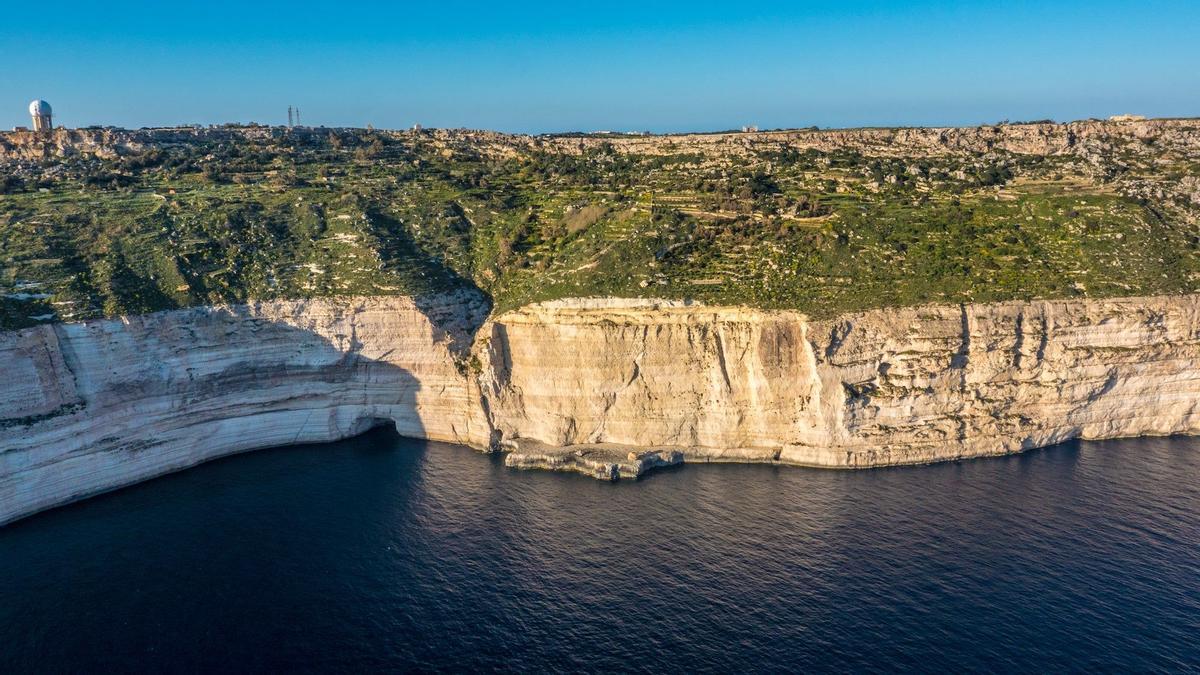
[2,0,1197,133]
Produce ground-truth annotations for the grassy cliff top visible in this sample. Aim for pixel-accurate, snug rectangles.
[1,120,1199,329]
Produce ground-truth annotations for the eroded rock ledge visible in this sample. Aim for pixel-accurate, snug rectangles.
[4,292,1200,525]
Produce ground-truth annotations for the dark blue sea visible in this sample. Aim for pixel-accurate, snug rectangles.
[2,429,1198,673]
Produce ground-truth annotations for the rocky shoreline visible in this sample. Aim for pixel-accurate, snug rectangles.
[4,292,1200,524]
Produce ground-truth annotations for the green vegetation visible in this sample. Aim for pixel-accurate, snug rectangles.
[1,124,1198,328]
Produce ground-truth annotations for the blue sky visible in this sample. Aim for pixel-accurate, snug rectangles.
[2,0,1197,133]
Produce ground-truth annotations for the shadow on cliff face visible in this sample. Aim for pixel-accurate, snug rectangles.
[186,294,489,444]
[0,289,497,526]
[361,205,496,359]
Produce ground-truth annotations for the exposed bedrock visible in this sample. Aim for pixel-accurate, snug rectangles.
[4,292,1200,525]
[0,293,491,525]
[481,296,1200,470]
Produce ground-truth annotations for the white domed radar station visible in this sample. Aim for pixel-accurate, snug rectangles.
[29,100,53,132]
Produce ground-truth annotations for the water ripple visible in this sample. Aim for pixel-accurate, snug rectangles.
[1,433,1198,672]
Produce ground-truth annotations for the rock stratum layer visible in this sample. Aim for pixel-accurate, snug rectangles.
[4,292,1200,525]
[0,294,491,526]
[486,296,1200,470]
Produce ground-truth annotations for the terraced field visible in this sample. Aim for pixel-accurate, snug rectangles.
[1,120,1198,327]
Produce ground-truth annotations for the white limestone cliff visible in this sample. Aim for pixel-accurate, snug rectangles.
[4,292,1200,525]
[0,294,491,526]
[481,296,1200,470]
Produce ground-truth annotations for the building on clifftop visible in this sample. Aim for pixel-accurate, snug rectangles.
[29,100,52,132]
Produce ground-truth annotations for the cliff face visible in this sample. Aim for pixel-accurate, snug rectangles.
[4,292,1200,525]
[0,294,490,525]
[482,296,1200,468]
[479,300,819,459]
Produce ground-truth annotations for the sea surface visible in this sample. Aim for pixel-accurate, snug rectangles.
[2,430,1198,673]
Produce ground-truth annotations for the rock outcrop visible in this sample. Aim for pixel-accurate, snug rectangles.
[4,292,1200,525]
[529,119,1200,159]
[4,118,1200,163]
